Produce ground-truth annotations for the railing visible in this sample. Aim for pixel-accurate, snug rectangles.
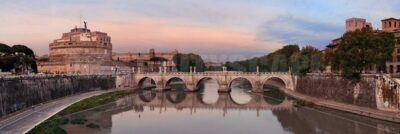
[133,71,290,75]
[0,73,115,80]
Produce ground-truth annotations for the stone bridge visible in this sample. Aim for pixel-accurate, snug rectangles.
[116,91,293,114]
[132,71,295,92]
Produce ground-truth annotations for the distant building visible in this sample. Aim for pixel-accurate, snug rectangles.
[325,17,400,74]
[382,18,400,73]
[38,22,129,74]
[346,18,373,32]
[112,49,178,72]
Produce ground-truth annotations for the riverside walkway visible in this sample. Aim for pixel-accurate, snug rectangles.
[0,90,114,134]
[281,88,400,123]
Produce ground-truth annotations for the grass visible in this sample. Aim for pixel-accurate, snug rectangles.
[28,89,137,134]
[27,115,69,134]
[70,114,87,125]
[58,89,137,116]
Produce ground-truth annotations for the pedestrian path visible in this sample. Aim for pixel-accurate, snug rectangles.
[0,90,114,134]
[282,89,400,123]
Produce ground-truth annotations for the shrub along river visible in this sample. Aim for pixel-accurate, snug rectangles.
[46,78,400,134]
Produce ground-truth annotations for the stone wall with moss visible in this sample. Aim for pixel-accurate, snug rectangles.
[0,75,115,117]
[376,76,400,112]
[295,75,377,108]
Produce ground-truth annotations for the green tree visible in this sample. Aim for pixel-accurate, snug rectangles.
[12,44,35,56]
[0,43,37,73]
[330,28,395,79]
[0,43,12,54]
[271,54,288,72]
[173,53,205,72]
[289,46,323,75]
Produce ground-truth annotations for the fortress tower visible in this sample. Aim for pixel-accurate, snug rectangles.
[38,22,115,74]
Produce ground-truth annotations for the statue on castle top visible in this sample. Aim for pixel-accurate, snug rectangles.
[84,21,87,29]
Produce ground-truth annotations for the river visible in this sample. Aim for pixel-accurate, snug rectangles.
[61,79,400,134]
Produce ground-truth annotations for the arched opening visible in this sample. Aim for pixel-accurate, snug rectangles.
[263,77,286,105]
[138,90,156,102]
[165,77,186,92]
[196,77,219,104]
[138,77,156,89]
[229,77,252,104]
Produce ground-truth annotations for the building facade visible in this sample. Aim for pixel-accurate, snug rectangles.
[325,17,400,74]
[112,49,178,72]
[38,23,123,74]
[345,18,373,32]
[382,18,400,73]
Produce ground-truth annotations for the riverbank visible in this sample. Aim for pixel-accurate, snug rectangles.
[0,89,119,134]
[27,88,138,134]
[282,88,400,123]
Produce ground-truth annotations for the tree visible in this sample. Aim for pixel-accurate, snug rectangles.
[0,43,12,54]
[289,46,323,75]
[330,28,395,79]
[173,53,205,72]
[11,45,35,56]
[271,54,288,72]
[0,44,37,73]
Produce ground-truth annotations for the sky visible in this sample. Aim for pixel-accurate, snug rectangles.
[1,0,399,62]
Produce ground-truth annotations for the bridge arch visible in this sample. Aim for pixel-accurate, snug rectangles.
[228,77,253,90]
[262,76,289,90]
[195,77,220,90]
[137,77,157,88]
[165,77,186,90]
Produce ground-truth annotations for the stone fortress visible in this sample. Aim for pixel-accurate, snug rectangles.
[37,22,117,74]
[37,22,178,74]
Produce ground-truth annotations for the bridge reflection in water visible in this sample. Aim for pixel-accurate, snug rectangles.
[129,89,292,116]
[62,81,400,134]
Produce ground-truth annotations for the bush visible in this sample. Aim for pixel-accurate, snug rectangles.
[86,123,100,128]
[70,115,87,125]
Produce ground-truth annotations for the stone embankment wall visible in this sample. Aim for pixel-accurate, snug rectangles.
[295,75,377,108]
[376,75,400,112]
[0,75,116,117]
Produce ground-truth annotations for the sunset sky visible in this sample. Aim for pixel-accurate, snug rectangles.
[1,0,399,61]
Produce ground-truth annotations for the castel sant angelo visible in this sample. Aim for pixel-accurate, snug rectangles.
[38,22,177,74]
[38,22,118,74]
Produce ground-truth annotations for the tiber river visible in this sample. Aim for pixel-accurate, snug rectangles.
[61,78,400,134]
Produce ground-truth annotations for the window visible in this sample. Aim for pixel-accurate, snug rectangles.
[389,21,392,27]
[397,65,400,73]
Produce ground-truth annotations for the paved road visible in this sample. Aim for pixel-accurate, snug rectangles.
[0,90,114,134]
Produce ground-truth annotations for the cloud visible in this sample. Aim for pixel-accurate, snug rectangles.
[256,16,342,49]
[98,17,284,57]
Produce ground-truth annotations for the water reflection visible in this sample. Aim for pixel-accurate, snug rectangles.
[230,78,252,104]
[263,88,285,105]
[60,81,400,134]
[196,78,219,104]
